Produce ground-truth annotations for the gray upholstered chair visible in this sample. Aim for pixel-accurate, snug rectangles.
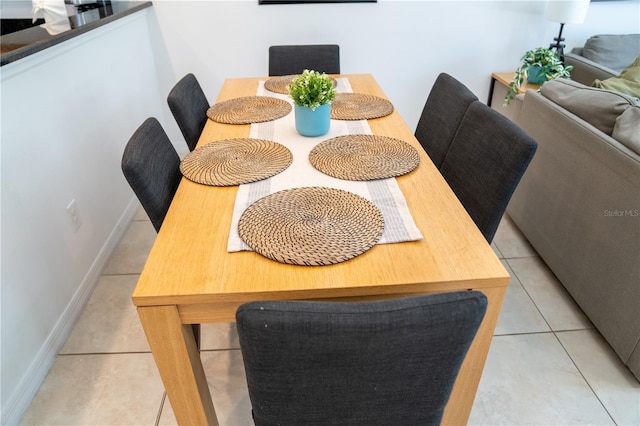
[236,291,487,426]
[121,117,201,346]
[268,44,340,76]
[121,117,181,233]
[439,101,538,243]
[167,73,209,151]
[415,73,478,169]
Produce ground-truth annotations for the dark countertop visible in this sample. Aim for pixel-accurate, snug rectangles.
[1,1,152,67]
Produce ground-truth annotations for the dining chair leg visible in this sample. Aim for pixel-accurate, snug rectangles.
[192,323,201,349]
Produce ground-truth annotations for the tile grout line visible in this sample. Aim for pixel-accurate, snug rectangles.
[493,327,594,339]
[57,348,244,356]
[499,254,616,423]
[501,254,541,261]
[502,256,557,334]
[552,331,619,425]
[58,351,153,356]
[155,392,166,426]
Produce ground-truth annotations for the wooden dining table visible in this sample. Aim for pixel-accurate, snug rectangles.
[132,74,510,425]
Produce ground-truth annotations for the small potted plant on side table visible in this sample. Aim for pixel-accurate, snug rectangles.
[288,69,336,137]
[504,47,573,106]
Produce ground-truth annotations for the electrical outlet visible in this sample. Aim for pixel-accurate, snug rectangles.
[66,199,82,233]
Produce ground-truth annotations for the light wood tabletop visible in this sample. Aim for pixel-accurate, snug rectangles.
[133,74,510,425]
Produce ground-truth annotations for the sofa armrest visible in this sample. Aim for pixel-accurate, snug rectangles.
[564,52,617,86]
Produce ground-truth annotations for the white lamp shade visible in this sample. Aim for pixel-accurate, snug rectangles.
[545,0,590,24]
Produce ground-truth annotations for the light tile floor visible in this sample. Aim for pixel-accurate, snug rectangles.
[20,208,640,425]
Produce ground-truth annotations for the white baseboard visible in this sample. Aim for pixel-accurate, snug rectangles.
[1,197,140,425]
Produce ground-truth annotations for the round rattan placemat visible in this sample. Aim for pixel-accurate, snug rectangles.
[264,75,338,95]
[330,93,394,120]
[238,187,384,266]
[180,138,292,186]
[309,134,420,181]
[206,96,292,124]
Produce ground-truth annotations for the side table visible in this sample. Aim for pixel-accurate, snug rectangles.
[488,72,541,107]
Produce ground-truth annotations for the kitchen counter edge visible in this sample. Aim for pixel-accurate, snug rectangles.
[1,1,152,67]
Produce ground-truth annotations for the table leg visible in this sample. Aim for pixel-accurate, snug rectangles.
[138,305,219,425]
[441,286,506,425]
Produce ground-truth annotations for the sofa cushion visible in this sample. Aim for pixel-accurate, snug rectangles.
[582,34,640,73]
[540,78,638,135]
[594,55,640,98]
[612,106,640,154]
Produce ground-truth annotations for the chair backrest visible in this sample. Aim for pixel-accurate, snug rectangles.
[439,101,538,242]
[268,44,340,76]
[236,291,487,426]
[167,73,209,151]
[415,73,478,169]
[121,117,181,233]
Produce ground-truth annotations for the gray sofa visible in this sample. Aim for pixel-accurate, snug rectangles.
[565,33,640,86]
[506,79,640,381]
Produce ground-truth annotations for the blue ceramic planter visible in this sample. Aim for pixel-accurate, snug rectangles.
[294,103,331,137]
[526,65,548,85]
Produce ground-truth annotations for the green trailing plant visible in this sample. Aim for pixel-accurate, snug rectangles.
[288,69,336,110]
[504,47,573,106]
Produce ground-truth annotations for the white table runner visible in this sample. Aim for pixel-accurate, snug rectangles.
[227,78,423,252]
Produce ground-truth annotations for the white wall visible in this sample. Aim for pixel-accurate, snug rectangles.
[149,0,639,151]
[0,9,164,424]
[0,1,36,18]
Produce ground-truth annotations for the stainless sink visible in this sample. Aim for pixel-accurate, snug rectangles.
[68,8,100,28]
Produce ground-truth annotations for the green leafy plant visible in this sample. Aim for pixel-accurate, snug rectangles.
[288,69,336,110]
[504,47,573,106]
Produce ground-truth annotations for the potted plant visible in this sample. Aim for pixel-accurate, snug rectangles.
[288,69,336,137]
[504,47,573,106]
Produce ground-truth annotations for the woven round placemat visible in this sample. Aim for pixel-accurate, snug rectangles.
[264,75,338,95]
[309,134,420,181]
[238,187,384,266]
[180,138,292,186]
[206,96,291,124]
[330,93,394,120]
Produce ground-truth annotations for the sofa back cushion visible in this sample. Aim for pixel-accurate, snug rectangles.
[612,106,640,154]
[540,78,638,136]
[582,34,640,73]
